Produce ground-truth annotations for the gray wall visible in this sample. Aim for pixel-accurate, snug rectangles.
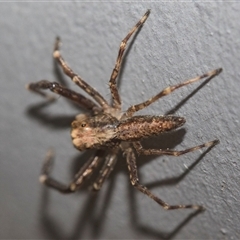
[0,2,239,239]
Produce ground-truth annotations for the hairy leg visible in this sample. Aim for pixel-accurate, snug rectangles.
[92,151,118,191]
[133,140,219,156]
[123,68,222,118]
[39,149,104,193]
[125,146,204,210]
[53,37,109,109]
[109,9,150,110]
[26,80,100,112]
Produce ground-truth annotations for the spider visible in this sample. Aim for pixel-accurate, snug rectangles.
[27,10,222,211]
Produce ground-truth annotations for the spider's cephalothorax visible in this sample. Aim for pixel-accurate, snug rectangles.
[27,10,222,210]
[71,113,120,151]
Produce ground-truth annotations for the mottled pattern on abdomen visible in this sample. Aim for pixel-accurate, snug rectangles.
[116,115,185,141]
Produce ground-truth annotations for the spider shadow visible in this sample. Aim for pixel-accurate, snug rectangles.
[30,25,219,237]
[39,185,104,239]
[39,131,185,239]
[66,128,187,239]
[165,71,218,115]
[26,100,76,129]
[38,128,213,239]
[116,72,219,238]
[68,127,188,239]
[39,149,119,239]
[128,146,216,239]
[40,183,117,239]
[35,79,216,239]
[34,77,216,240]
[122,76,219,238]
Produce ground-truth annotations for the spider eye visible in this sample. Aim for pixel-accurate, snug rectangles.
[81,123,86,127]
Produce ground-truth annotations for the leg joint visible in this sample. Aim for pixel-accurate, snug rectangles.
[39,174,47,184]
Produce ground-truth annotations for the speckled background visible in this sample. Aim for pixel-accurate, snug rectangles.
[0,2,239,239]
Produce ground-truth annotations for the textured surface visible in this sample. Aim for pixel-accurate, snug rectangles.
[0,2,239,239]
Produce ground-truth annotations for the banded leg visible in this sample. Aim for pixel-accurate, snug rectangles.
[39,149,104,193]
[123,68,222,118]
[53,37,109,109]
[109,9,150,110]
[133,140,219,156]
[26,80,100,112]
[125,147,204,210]
[92,151,118,191]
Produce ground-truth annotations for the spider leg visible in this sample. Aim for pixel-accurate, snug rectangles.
[109,10,150,110]
[53,37,109,109]
[26,80,100,112]
[123,68,222,118]
[125,147,204,210]
[133,140,219,156]
[39,149,104,193]
[92,151,118,191]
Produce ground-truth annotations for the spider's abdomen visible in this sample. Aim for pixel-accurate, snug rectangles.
[116,115,185,141]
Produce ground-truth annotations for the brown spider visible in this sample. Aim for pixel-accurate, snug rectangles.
[27,10,222,211]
